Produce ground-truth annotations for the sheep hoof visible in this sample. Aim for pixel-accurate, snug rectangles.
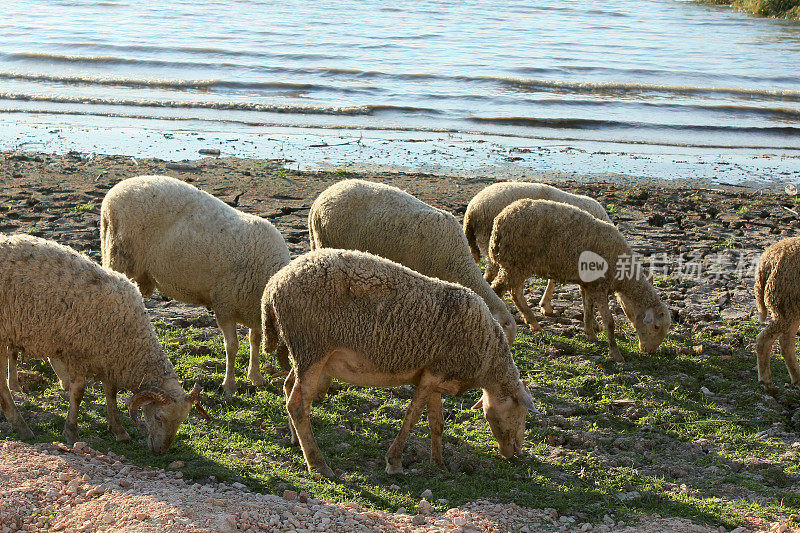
[222,382,237,397]
[62,427,78,445]
[609,348,624,363]
[17,424,34,440]
[760,382,779,397]
[385,458,404,475]
[313,464,336,480]
[114,430,131,442]
[248,372,267,387]
[526,322,542,333]
[539,305,554,316]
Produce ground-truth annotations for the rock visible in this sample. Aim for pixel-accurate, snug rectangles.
[701,386,714,396]
[298,491,309,503]
[165,162,198,172]
[73,441,87,451]
[199,148,221,156]
[412,514,426,526]
[420,488,433,499]
[168,460,185,469]
[396,507,407,514]
[283,489,297,501]
[418,499,433,515]
[389,484,400,491]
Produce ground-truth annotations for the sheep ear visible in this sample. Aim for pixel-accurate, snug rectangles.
[471,398,484,410]
[515,382,539,414]
[643,308,655,325]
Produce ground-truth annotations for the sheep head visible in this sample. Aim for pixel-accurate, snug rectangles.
[618,294,671,354]
[473,380,538,459]
[128,383,210,454]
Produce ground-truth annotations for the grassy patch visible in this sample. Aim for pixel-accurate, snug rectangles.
[4,318,800,528]
[696,0,800,19]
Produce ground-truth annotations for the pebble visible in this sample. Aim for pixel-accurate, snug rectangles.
[701,386,714,396]
[283,490,297,501]
[412,514,426,526]
[418,499,433,515]
[169,460,185,469]
[420,488,433,499]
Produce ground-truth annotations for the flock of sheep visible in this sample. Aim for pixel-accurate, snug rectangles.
[1,174,798,479]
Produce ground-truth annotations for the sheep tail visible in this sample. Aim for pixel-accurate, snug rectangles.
[754,258,769,323]
[463,212,481,264]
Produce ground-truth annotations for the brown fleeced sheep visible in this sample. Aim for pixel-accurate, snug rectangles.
[0,234,207,452]
[488,199,670,362]
[101,175,291,395]
[464,181,611,316]
[261,249,537,479]
[754,237,800,393]
[308,179,518,343]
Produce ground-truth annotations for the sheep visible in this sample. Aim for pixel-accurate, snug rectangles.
[487,199,670,362]
[101,175,291,395]
[754,237,800,394]
[0,234,207,452]
[261,249,538,479]
[464,181,611,318]
[308,179,517,342]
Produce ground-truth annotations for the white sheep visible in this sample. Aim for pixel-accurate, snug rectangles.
[754,236,800,393]
[308,179,517,342]
[262,249,537,478]
[101,175,291,395]
[464,181,611,317]
[0,234,207,452]
[488,199,670,361]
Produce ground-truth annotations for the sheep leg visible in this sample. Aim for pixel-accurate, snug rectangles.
[427,392,444,468]
[63,375,86,444]
[779,319,800,386]
[247,328,267,387]
[756,320,786,394]
[484,259,499,284]
[0,347,33,439]
[582,287,599,340]
[48,357,70,390]
[385,373,437,475]
[539,279,556,316]
[276,343,291,371]
[286,363,335,479]
[283,368,299,446]
[217,317,240,396]
[7,350,20,391]
[595,293,623,362]
[509,284,541,332]
[103,382,130,442]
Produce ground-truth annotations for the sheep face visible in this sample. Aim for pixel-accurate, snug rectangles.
[477,381,537,458]
[498,314,518,344]
[618,297,671,354]
[141,400,193,454]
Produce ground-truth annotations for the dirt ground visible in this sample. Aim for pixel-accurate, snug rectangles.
[0,150,797,532]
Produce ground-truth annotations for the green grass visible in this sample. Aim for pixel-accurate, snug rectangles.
[697,0,800,19]
[71,203,95,214]
[4,317,800,529]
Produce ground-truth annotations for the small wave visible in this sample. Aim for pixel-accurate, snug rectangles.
[3,107,799,152]
[468,115,800,135]
[0,91,439,116]
[491,77,800,102]
[0,72,380,95]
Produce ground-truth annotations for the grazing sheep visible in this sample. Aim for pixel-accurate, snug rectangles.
[488,199,670,361]
[101,175,291,395]
[308,179,517,342]
[464,181,611,316]
[261,249,537,478]
[754,237,800,393]
[0,234,207,452]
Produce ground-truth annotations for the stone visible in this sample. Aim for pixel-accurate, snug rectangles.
[283,490,297,501]
[412,514,426,526]
[168,460,185,469]
[418,499,433,515]
[420,488,433,499]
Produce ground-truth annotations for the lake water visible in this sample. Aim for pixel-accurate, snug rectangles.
[1,0,799,183]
